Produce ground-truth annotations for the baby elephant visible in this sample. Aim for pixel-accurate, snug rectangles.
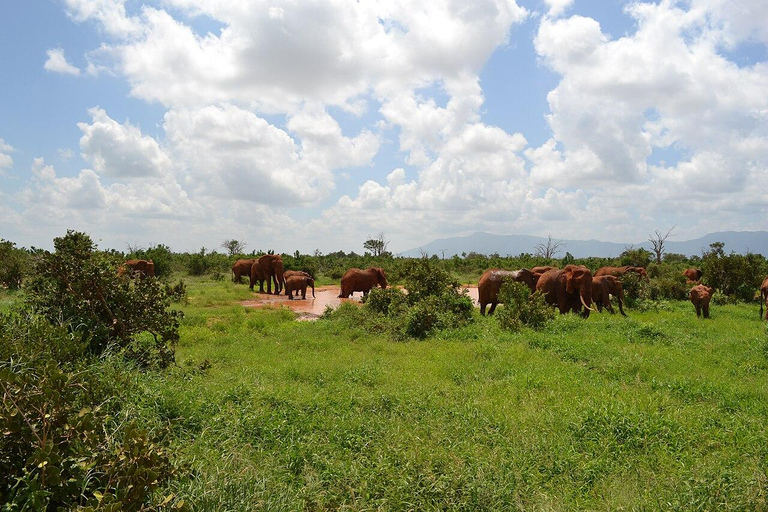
[285,275,315,300]
[689,284,714,318]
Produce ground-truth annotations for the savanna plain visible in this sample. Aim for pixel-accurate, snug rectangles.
[2,237,768,511]
[144,282,768,510]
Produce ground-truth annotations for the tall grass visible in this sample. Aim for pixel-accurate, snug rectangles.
[118,280,768,510]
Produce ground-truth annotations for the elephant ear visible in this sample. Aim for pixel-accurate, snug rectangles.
[564,268,575,294]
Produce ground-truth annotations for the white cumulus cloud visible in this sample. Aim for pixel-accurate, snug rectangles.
[44,48,81,75]
[78,107,172,178]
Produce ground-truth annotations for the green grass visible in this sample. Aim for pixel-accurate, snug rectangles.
[73,280,768,508]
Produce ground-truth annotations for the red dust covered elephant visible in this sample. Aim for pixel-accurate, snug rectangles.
[338,267,388,298]
[120,259,155,278]
[536,265,595,318]
[477,268,536,316]
[249,254,285,294]
[689,284,714,318]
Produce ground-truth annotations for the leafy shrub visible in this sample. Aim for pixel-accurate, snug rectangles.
[364,287,407,316]
[400,257,461,304]
[495,281,555,332]
[187,247,209,276]
[0,239,27,290]
[647,264,689,301]
[24,230,182,367]
[620,271,651,307]
[163,279,188,303]
[700,243,767,301]
[619,247,652,267]
[403,293,474,339]
[0,316,181,511]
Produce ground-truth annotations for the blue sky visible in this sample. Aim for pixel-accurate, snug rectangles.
[0,0,766,254]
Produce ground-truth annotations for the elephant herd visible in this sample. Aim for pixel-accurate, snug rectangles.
[232,255,316,299]
[232,257,389,301]
[478,264,728,320]
[126,256,766,321]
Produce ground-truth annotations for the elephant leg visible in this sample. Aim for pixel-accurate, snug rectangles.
[488,302,498,315]
[617,295,627,317]
[301,286,307,299]
[604,295,615,314]
[480,303,487,316]
[703,304,709,318]
[695,303,701,317]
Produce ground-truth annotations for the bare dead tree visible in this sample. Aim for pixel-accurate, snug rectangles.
[535,234,565,259]
[648,226,676,264]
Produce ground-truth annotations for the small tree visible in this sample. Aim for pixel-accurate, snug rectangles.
[619,246,652,267]
[535,234,565,259]
[648,226,675,264]
[221,239,247,257]
[25,230,182,366]
[0,239,26,289]
[364,232,391,257]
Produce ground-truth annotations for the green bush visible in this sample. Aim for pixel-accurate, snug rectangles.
[620,271,651,307]
[0,315,181,511]
[0,239,27,290]
[187,247,209,276]
[495,281,555,332]
[364,287,407,316]
[648,266,689,301]
[163,279,188,303]
[24,230,182,367]
[701,243,767,301]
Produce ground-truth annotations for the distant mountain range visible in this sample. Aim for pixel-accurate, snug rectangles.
[400,231,768,258]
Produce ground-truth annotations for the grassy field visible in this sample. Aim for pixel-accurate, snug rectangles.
[114,278,768,510]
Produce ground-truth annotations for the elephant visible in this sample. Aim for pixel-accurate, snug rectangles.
[759,277,768,320]
[531,266,558,277]
[285,275,315,300]
[535,265,595,318]
[689,284,714,318]
[232,259,256,283]
[284,270,312,281]
[120,259,155,278]
[249,254,285,294]
[683,268,703,283]
[477,268,537,316]
[595,266,649,281]
[338,267,388,298]
[591,275,627,316]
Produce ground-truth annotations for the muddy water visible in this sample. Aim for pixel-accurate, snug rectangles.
[242,285,481,320]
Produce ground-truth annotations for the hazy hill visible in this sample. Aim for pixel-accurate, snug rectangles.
[400,231,768,258]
